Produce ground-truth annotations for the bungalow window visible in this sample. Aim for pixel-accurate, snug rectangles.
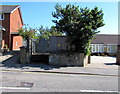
[0,14,4,20]
[107,45,111,52]
[111,45,117,53]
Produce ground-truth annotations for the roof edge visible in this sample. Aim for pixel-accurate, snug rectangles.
[11,5,19,13]
[18,7,24,26]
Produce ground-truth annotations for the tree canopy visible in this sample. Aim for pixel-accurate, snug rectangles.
[52,4,105,55]
[18,25,63,40]
[18,25,37,40]
[37,25,63,39]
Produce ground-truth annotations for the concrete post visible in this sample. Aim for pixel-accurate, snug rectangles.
[26,50,31,64]
[20,46,27,64]
[20,46,31,64]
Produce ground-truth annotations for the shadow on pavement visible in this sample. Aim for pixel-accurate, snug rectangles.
[1,51,63,70]
[1,51,21,68]
[21,63,62,70]
[104,63,118,66]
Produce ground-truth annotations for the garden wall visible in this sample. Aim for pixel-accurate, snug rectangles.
[19,46,31,64]
[49,53,88,67]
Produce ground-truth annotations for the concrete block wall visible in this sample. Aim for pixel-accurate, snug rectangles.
[49,53,88,67]
[20,46,31,64]
[0,14,10,50]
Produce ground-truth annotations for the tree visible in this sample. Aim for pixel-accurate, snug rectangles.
[37,25,63,39]
[52,3,105,55]
[18,25,37,40]
[18,25,38,50]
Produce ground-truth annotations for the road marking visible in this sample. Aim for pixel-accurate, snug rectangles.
[80,90,118,92]
[70,74,79,77]
[0,70,119,78]
[0,87,30,90]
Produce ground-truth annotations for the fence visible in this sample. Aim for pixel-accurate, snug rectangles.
[49,36,71,52]
[35,38,49,53]
[33,36,71,53]
[20,36,90,65]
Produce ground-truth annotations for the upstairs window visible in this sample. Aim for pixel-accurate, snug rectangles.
[0,14,4,20]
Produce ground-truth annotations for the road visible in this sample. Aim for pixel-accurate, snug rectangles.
[0,70,118,92]
[0,54,119,93]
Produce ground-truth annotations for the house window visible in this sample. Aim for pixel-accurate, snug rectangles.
[0,14,4,20]
[16,42,18,46]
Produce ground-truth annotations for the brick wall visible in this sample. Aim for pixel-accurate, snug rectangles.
[10,8,23,50]
[10,8,23,33]
[12,35,22,50]
[0,13,10,49]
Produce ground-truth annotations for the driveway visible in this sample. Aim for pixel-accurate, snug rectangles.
[86,56,118,69]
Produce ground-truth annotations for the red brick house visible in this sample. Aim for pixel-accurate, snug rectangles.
[0,5,23,50]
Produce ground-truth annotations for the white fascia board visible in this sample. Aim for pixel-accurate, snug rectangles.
[0,25,5,31]
[91,44,104,45]
[107,44,118,45]
[11,5,20,13]
[91,44,118,45]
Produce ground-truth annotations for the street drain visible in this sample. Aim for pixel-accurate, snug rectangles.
[18,82,34,88]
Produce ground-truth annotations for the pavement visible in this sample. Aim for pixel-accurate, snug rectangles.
[0,52,119,93]
[0,52,119,77]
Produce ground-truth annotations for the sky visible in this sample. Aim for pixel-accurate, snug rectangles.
[1,2,118,34]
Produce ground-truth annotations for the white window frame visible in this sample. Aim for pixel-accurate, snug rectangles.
[91,44,104,53]
[107,44,118,53]
[0,14,4,20]
[91,44,118,53]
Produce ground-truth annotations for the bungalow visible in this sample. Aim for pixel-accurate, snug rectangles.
[91,34,120,55]
[0,5,23,51]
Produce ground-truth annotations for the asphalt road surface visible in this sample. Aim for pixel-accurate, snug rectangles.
[0,70,118,92]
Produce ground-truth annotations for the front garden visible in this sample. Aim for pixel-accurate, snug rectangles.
[19,4,105,66]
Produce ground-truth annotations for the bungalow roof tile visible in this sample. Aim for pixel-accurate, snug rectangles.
[91,34,120,45]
